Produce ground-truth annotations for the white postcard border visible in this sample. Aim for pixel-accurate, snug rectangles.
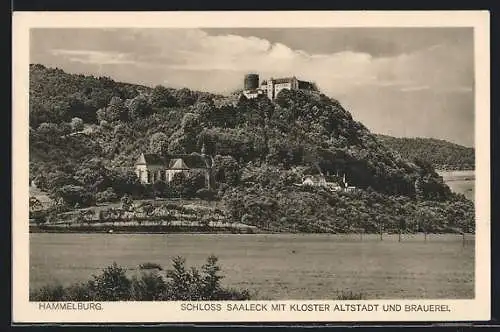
[12,10,491,323]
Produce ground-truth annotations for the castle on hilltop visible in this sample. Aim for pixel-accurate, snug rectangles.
[242,73,319,100]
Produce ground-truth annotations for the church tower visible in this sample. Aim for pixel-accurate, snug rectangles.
[201,141,207,156]
[200,141,214,190]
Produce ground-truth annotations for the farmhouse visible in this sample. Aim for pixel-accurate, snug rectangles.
[135,151,213,188]
[299,173,356,192]
[302,175,327,187]
[242,73,319,100]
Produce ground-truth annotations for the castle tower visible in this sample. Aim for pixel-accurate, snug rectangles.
[244,73,259,90]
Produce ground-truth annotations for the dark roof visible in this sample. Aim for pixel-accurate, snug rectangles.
[272,77,296,84]
[142,154,166,165]
[298,80,317,91]
[137,153,212,169]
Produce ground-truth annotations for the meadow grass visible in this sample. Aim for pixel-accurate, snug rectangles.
[30,233,474,300]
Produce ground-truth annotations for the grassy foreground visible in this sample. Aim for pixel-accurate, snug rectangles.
[30,254,366,301]
[30,255,251,301]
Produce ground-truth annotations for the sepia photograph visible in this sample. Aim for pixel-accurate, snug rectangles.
[12,11,490,323]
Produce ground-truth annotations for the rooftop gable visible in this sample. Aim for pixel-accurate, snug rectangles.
[272,77,296,84]
[136,152,211,169]
[135,153,166,166]
[169,158,190,170]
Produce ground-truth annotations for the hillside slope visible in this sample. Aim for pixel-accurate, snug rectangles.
[29,64,474,233]
[375,135,474,170]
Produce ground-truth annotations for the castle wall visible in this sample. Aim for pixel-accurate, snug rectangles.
[267,80,274,99]
[274,82,293,98]
[135,164,164,184]
[135,165,149,184]
[166,169,185,182]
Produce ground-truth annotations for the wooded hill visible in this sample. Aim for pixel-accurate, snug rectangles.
[29,64,474,233]
[375,135,474,171]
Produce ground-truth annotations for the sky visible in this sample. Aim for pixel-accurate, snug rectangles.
[30,28,475,147]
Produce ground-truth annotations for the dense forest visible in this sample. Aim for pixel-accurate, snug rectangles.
[375,135,474,170]
[29,64,474,233]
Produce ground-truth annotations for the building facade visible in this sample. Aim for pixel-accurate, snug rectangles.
[298,173,355,193]
[135,152,214,189]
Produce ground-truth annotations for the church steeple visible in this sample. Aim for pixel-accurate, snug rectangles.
[201,141,206,156]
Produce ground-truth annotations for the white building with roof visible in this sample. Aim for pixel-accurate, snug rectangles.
[134,149,214,188]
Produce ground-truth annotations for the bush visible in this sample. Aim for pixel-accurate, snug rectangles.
[70,117,84,132]
[131,271,167,301]
[54,184,95,208]
[90,262,131,301]
[196,188,218,201]
[64,282,95,301]
[95,187,119,203]
[164,256,200,300]
[30,256,251,301]
[336,290,365,300]
[30,283,66,301]
[139,262,163,271]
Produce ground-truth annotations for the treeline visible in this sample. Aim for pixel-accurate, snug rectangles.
[375,135,474,171]
[29,64,220,127]
[222,177,474,234]
[30,256,251,301]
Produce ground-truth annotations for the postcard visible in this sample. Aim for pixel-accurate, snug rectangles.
[12,10,490,323]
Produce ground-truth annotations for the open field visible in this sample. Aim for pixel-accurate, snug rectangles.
[30,233,474,300]
[438,170,475,202]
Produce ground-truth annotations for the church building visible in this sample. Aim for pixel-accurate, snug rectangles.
[134,146,214,189]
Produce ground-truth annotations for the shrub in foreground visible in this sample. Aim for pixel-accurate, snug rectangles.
[336,290,366,300]
[30,255,251,301]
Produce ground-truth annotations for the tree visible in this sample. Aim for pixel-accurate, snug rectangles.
[120,194,133,211]
[95,187,119,203]
[196,188,217,201]
[170,172,187,198]
[29,197,43,212]
[91,262,131,301]
[37,122,60,137]
[126,94,153,119]
[170,172,206,198]
[74,159,110,192]
[58,122,72,136]
[54,185,95,207]
[181,112,201,133]
[149,132,169,155]
[151,85,177,109]
[109,169,143,197]
[152,180,167,197]
[213,155,240,186]
[96,96,128,123]
[174,88,196,107]
[201,255,223,299]
[131,271,167,301]
[194,102,215,122]
[417,204,437,241]
[165,256,193,300]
